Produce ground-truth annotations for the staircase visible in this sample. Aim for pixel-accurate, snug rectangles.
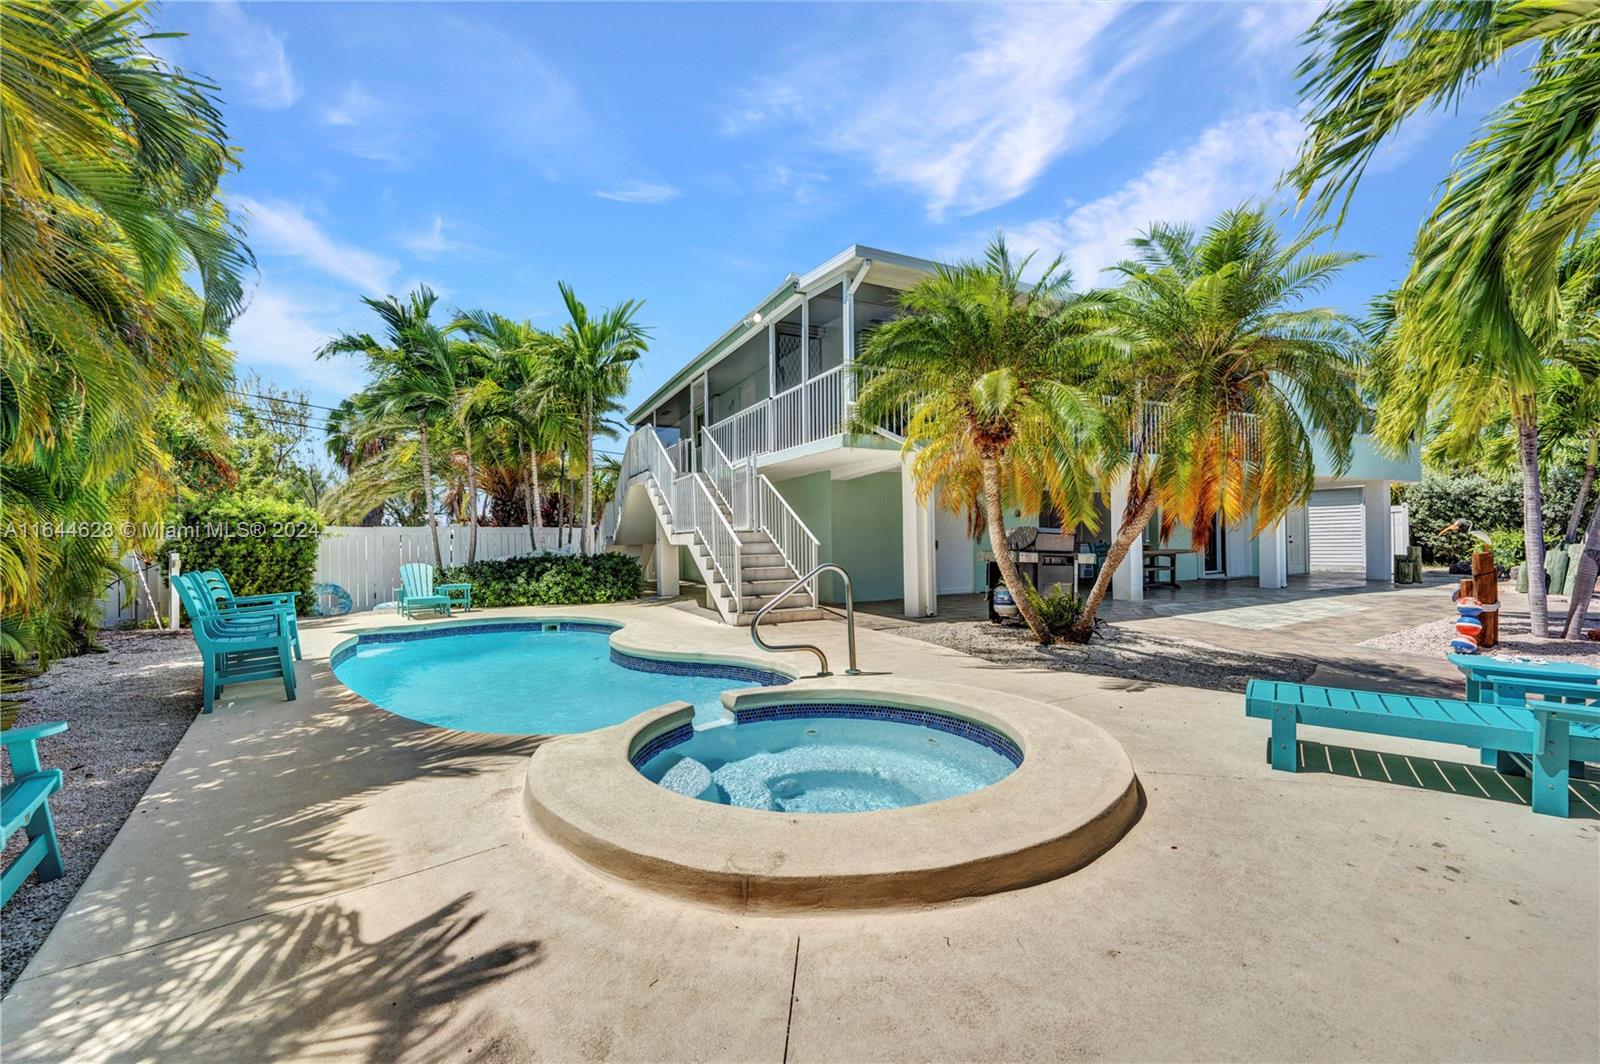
[605,429,823,626]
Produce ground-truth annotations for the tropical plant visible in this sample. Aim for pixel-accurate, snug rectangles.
[173,494,322,615]
[319,287,460,569]
[538,284,648,554]
[453,310,581,549]
[1291,1,1600,638]
[852,235,1118,644]
[1,0,250,663]
[1072,207,1366,640]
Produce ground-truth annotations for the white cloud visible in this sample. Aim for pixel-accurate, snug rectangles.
[236,196,398,294]
[724,3,1195,220]
[226,285,351,392]
[595,182,680,204]
[207,2,299,110]
[1004,109,1306,282]
[320,82,378,128]
[1234,1,1324,56]
[399,214,478,259]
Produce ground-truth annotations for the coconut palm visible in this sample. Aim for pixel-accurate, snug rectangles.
[539,284,648,554]
[852,236,1118,644]
[1,0,248,662]
[319,287,460,570]
[1072,207,1366,640]
[1291,0,1600,637]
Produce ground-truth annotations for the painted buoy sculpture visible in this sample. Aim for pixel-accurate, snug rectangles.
[1447,595,1497,655]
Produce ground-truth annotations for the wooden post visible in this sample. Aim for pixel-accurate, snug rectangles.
[1472,549,1499,648]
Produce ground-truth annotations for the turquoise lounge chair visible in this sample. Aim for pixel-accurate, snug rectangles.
[1245,677,1600,816]
[194,569,302,660]
[2,721,68,906]
[174,573,297,714]
[393,563,465,619]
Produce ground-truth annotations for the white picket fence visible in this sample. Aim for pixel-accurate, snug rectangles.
[91,524,587,627]
[315,525,583,611]
[96,557,168,628]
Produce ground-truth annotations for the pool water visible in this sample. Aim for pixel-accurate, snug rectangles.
[638,716,1018,813]
[332,627,776,734]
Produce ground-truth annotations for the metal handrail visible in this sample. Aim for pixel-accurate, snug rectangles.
[750,563,860,677]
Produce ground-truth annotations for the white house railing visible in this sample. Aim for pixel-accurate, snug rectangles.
[672,471,742,613]
[706,402,769,465]
[701,430,755,530]
[754,474,818,607]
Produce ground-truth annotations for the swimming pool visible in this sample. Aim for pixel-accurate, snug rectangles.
[331,622,787,734]
[634,703,1021,813]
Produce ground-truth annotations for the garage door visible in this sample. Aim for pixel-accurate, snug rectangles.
[1307,488,1366,570]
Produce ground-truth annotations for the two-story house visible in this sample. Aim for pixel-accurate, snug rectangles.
[600,245,1421,625]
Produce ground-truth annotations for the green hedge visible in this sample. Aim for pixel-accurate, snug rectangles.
[174,495,322,614]
[1396,468,1596,565]
[438,552,643,607]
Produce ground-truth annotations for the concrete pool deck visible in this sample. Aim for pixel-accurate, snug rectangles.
[4,600,1597,1062]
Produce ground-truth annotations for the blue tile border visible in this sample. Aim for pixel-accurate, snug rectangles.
[633,701,1024,769]
[357,619,621,648]
[629,722,695,768]
[609,647,790,689]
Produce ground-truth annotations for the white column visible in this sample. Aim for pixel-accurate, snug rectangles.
[1258,518,1288,589]
[841,278,855,406]
[766,323,777,397]
[800,297,811,381]
[1108,471,1144,602]
[1363,480,1393,582]
[901,457,936,617]
[655,519,679,598]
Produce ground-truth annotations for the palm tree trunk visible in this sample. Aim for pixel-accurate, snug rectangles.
[582,400,595,555]
[1514,407,1551,637]
[521,443,539,552]
[419,417,444,570]
[1564,501,1599,640]
[1073,489,1159,642]
[1564,435,1596,543]
[137,559,164,628]
[979,452,1050,644]
[465,423,479,565]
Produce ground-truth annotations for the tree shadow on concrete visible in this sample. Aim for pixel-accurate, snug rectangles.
[8,893,541,1063]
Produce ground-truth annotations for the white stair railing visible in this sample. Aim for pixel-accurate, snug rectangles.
[754,473,819,607]
[700,431,755,530]
[672,472,742,614]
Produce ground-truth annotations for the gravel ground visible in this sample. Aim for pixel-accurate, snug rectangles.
[1,630,201,996]
[894,620,1317,693]
[1360,612,1600,667]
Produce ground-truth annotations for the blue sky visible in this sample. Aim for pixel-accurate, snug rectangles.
[153,1,1513,425]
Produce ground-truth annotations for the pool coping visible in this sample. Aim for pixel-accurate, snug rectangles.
[524,675,1141,912]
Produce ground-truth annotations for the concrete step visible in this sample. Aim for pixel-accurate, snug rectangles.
[736,530,770,545]
[741,578,799,595]
[741,564,795,581]
[740,551,786,569]
[731,606,825,626]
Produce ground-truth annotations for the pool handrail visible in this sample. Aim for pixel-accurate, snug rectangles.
[751,563,860,677]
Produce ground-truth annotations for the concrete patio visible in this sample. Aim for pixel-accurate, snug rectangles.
[3,600,1596,1062]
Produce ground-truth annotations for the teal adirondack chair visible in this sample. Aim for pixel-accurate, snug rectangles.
[174,572,297,713]
[194,569,302,660]
[393,563,466,619]
[2,721,68,906]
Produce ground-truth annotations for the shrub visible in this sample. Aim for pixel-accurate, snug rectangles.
[1486,529,1526,569]
[438,552,642,607]
[1024,578,1084,638]
[1397,468,1597,565]
[174,495,322,614]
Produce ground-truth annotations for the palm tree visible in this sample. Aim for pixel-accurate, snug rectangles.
[852,236,1117,644]
[1,0,248,662]
[319,287,460,570]
[453,310,576,551]
[1291,1,1600,638]
[539,284,648,554]
[1072,207,1366,640]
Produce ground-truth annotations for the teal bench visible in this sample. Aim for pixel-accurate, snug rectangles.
[1245,678,1600,816]
[2,722,68,905]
